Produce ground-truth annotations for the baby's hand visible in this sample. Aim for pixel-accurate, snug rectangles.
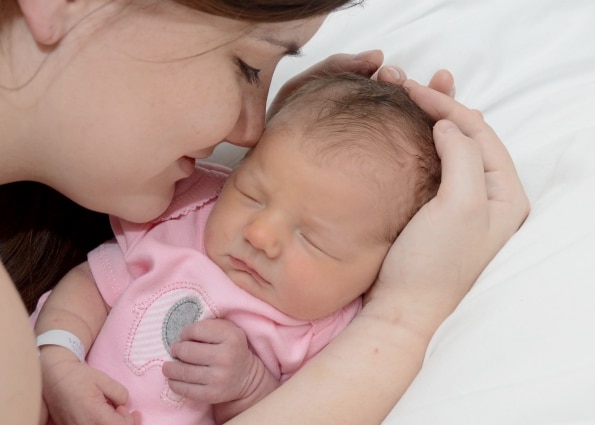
[163,318,274,404]
[40,346,138,425]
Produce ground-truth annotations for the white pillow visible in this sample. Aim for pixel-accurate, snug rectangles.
[214,0,595,422]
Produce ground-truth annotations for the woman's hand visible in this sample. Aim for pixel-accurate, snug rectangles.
[376,66,456,98]
[267,50,454,121]
[364,79,530,336]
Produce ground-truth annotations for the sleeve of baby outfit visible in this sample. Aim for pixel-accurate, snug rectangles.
[305,298,363,363]
[30,218,149,322]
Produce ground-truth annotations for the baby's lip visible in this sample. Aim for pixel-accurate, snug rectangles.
[230,256,271,286]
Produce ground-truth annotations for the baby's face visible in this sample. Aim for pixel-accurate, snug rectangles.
[204,123,392,320]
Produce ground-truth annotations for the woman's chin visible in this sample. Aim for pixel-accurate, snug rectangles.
[110,190,174,223]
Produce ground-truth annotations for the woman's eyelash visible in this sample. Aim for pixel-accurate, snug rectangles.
[236,59,261,85]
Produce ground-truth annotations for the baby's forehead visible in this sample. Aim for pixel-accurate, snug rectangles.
[265,108,416,200]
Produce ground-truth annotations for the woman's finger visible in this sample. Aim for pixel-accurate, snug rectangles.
[376,67,454,97]
[405,79,517,177]
[431,115,529,247]
[404,79,486,138]
[375,65,407,84]
[428,69,455,97]
[432,119,487,208]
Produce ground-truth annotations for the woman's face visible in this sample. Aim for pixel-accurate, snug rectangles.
[29,2,324,222]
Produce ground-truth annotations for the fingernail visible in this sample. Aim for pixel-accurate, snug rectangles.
[387,66,406,81]
[435,120,457,133]
[450,85,457,97]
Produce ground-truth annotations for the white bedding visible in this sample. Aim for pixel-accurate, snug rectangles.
[213,0,595,422]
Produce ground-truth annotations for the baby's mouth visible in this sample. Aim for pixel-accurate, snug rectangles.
[230,256,270,286]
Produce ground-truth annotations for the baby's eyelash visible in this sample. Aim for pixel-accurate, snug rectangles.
[234,180,260,203]
[301,233,324,253]
[241,191,259,203]
[236,59,261,85]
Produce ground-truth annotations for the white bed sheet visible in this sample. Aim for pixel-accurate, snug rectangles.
[212,0,595,422]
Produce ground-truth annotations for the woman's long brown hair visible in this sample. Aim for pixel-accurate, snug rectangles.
[0,183,113,313]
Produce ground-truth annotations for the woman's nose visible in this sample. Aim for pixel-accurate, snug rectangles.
[242,214,282,259]
[225,90,267,148]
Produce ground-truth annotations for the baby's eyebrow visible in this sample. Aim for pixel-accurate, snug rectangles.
[303,216,338,241]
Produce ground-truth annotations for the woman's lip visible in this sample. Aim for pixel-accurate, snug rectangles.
[230,256,270,285]
[178,156,196,176]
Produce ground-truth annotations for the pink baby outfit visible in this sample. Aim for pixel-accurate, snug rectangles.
[85,163,361,425]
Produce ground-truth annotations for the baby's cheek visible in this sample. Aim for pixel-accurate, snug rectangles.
[277,260,330,320]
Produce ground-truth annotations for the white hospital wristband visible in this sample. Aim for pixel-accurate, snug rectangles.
[36,330,86,363]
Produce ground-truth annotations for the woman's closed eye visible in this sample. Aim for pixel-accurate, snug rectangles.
[236,58,261,85]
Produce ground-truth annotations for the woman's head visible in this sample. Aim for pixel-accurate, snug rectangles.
[0,0,358,222]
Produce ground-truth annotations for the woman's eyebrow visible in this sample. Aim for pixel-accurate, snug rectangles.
[258,36,302,57]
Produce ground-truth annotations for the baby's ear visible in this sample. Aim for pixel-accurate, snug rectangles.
[18,0,89,45]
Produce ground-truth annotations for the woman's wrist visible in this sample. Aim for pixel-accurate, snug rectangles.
[358,293,437,355]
